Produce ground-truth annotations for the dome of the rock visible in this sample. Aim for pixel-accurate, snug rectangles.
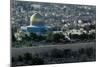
[30,13,43,25]
[21,12,52,36]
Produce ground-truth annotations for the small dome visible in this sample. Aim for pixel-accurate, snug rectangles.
[30,13,43,25]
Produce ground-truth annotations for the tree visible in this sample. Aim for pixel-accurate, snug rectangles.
[63,49,72,58]
[22,34,31,41]
[69,34,80,39]
[78,48,86,55]
[12,57,15,62]
[12,32,16,42]
[18,55,23,62]
[88,33,96,40]
[85,47,95,58]
[79,33,88,40]
[52,33,65,42]
[37,35,46,41]
[89,24,96,29]
[23,53,32,63]
[50,49,64,58]
[29,33,46,41]
[46,32,53,42]
[30,33,38,41]
[31,57,44,65]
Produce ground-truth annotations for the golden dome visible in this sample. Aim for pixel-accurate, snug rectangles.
[30,13,43,25]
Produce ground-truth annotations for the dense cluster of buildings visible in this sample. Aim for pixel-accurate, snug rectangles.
[14,12,95,41]
[11,1,96,41]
